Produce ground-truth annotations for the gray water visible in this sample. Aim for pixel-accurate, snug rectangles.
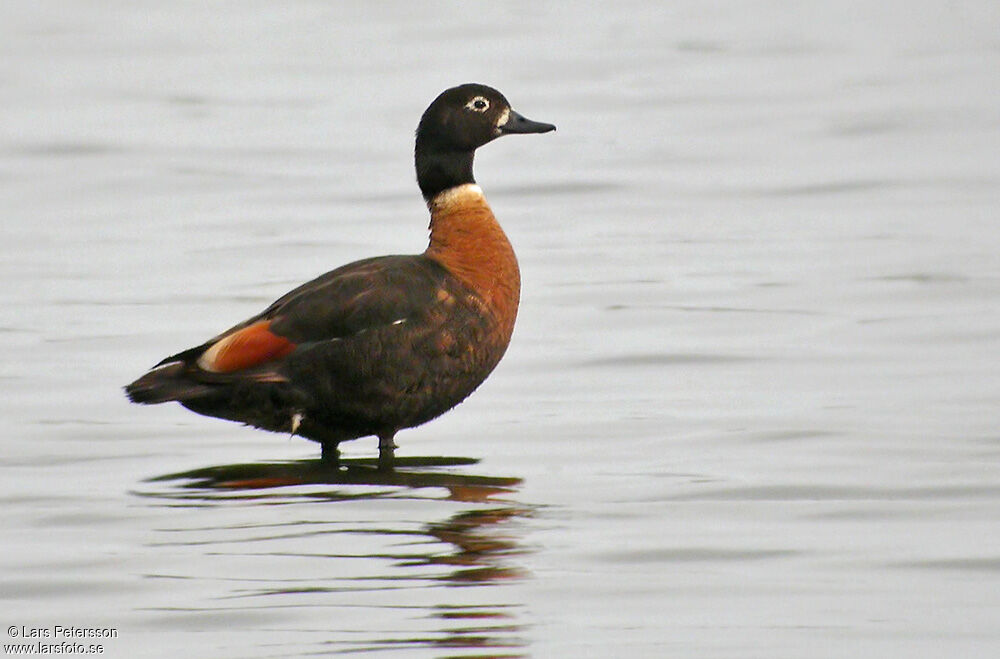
[3,1,1000,657]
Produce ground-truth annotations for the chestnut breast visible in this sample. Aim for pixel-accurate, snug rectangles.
[423,183,520,347]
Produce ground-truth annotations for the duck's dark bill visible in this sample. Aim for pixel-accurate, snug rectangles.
[499,109,556,134]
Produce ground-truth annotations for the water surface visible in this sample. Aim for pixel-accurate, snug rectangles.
[2,1,1000,657]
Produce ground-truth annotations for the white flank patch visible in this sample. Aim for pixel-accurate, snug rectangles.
[151,359,183,372]
[197,339,227,372]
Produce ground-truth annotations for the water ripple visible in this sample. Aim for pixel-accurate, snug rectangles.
[132,457,533,656]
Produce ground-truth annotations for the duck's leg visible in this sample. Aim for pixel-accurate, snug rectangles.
[321,441,340,468]
[377,433,397,471]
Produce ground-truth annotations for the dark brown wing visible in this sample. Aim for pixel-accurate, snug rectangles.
[127,255,454,402]
[265,255,450,343]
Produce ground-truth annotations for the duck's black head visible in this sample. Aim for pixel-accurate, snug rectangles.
[415,83,555,201]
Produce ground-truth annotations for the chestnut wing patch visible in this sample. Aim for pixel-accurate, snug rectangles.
[197,320,296,373]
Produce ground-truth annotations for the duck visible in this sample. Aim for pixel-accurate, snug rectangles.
[125,83,555,469]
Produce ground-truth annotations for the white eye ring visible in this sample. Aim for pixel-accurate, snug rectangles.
[465,96,490,112]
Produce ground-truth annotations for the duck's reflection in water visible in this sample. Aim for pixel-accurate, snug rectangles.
[136,456,531,657]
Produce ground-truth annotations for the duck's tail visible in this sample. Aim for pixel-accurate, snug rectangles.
[125,361,214,404]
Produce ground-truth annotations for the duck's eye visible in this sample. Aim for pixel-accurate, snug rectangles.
[465,96,490,112]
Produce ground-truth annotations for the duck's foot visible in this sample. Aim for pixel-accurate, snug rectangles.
[321,442,341,468]
[377,433,397,472]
